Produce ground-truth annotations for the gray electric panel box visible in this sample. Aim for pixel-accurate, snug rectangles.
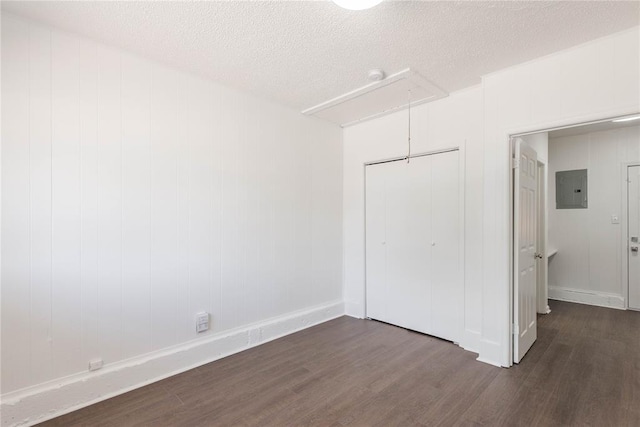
[556,169,588,209]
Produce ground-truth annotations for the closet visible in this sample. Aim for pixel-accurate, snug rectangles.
[365,149,462,343]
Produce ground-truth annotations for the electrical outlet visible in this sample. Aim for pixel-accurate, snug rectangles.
[89,358,103,372]
[611,215,620,224]
[196,312,209,333]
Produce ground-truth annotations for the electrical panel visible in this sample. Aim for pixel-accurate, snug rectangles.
[556,169,588,209]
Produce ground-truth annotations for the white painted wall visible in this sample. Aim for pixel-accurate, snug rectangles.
[344,26,639,367]
[482,26,639,366]
[548,125,640,308]
[1,12,343,419]
[343,86,484,353]
[3,9,639,425]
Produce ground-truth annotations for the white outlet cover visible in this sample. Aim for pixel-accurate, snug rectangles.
[88,359,103,371]
[196,312,209,333]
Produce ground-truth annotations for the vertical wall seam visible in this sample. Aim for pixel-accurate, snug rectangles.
[187,82,192,339]
[77,38,83,369]
[49,26,54,378]
[119,51,123,360]
[219,97,224,332]
[210,89,214,328]
[149,64,153,351]
[95,46,100,359]
[28,22,33,386]
[175,74,179,345]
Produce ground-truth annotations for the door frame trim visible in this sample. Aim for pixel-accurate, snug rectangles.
[536,160,550,315]
[623,162,640,311]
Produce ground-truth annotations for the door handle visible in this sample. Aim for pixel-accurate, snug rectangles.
[631,246,639,253]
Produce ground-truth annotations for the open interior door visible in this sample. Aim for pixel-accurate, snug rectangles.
[513,138,538,363]
[628,165,640,310]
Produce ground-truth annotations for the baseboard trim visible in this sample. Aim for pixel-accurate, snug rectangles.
[344,299,364,318]
[548,286,625,310]
[1,300,344,427]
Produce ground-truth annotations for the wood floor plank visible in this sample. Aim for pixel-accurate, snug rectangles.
[39,301,640,427]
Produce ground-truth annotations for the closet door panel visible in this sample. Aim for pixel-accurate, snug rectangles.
[384,157,432,333]
[430,151,462,342]
[365,151,460,343]
[365,165,388,321]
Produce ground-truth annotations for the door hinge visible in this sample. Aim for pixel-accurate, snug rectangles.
[512,158,519,169]
[512,323,517,335]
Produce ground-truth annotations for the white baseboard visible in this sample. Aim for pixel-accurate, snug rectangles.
[344,299,364,318]
[1,300,344,427]
[548,286,625,310]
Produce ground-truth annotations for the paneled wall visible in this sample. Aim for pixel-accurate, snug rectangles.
[548,125,640,306]
[482,26,639,365]
[344,26,639,367]
[343,86,484,353]
[1,14,343,395]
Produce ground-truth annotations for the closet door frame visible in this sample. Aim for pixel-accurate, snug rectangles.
[363,145,466,344]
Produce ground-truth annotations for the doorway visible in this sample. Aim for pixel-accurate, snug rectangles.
[511,113,640,364]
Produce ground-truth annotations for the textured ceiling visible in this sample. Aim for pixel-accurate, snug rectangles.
[2,1,639,111]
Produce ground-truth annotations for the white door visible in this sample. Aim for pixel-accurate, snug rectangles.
[513,138,538,363]
[628,165,640,310]
[365,151,461,342]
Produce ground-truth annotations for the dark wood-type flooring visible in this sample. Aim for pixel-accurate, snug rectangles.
[41,301,640,426]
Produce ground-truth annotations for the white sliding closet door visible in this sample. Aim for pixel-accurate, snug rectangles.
[365,150,461,343]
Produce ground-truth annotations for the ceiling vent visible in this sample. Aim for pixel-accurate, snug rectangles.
[301,68,448,128]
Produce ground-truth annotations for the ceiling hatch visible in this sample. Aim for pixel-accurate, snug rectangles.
[301,69,448,128]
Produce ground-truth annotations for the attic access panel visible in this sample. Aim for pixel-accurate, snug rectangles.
[301,69,448,127]
[556,169,588,209]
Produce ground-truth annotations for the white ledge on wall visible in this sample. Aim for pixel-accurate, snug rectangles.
[0,300,345,427]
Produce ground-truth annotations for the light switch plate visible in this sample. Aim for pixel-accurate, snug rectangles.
[611,215,620,224]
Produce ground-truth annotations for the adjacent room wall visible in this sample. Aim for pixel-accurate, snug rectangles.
[548,125,640,308]
[522,133,549,165]
[2,13,343,424]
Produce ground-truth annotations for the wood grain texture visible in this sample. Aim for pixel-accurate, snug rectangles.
[40,301,640,426]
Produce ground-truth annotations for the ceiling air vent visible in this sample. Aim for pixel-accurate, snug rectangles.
[301,68,448,128]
